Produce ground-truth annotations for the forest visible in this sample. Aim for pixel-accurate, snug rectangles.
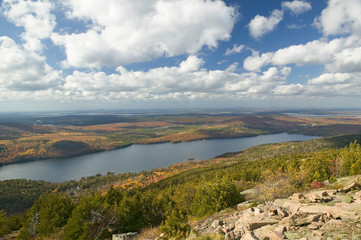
[2,111,361,166]
[1,133,361,239]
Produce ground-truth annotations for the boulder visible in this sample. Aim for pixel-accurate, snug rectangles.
[276,207,289,218]
[274,225,287,234]
[282,200,301,215]
[225,231,237,240]
[112,232,138,240]
[268,206,278,216]
[247,217,279,230]
[305,191,334,203]
[222,223,235,234]
[241,231,259,240]
[211,219,224,229]
[260,229,286,240]
[252,207,262,215]
[353,191,361,203]
[287,213,315,227]
[340,182,360,193]
[308,223,320,230]
[320,219,344,229]
[292,193,306,201]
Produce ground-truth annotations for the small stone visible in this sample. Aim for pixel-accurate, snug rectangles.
[261,229,286,240]
[311,214,322,222]
[308,223,319,230]
[248,217,278,230]
[241,231,259,240]
[252,207,262,215]
[225,231,236,240]
[211,219,224,229]
[274,225,287,234]
[354,191,361,203]
[313,230,324,236]
[276,207,289,218]
[112,232,138,240]
[268,206,278,216]
[292,193,306,201]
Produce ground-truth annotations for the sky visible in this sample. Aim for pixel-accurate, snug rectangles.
[1,0,361,112]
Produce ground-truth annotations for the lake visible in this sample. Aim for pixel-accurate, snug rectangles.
[0,133,318,182]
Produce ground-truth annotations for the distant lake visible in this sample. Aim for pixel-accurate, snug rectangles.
[0,133,318,182]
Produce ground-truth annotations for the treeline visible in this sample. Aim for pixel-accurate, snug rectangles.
[2,136,361,239]
[0,180,55,215]
[4,178,241,239]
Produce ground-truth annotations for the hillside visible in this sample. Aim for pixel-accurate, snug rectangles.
[1,134,361,239]
[2,113,361,165]
[193,176,361,240]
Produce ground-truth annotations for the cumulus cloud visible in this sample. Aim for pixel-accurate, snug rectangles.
[282,1,311,15]
[1,0,56,52]
[59,56,292,101]
[243,36,361,72]
[273,84,304,95]
[0,37,63,92]
[225,44,244,55]
[51,0,237,68]
[315,0,361,36]
[248,9,283,39]
[248,1,311,39]
[243,51,272,72]
[326,46,361,73]
[305,72,361,96]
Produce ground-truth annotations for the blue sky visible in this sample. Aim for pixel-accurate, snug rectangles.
[1,0,361,112]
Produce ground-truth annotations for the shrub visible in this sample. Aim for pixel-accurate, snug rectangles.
[160,210,190,240]
[255,170,299,201]
[311,180,325,189]
[189,179,242,217]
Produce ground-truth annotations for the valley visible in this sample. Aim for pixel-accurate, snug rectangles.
[1,110,361,166]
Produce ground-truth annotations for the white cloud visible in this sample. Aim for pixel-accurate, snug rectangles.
[282,1,311,15]
[51,0,237,68]
[243,51,272,72]
[225,62,238,72]
[315,0,361,36]
[270,72,361,97]
[308,73,352,85]
[305,72,361,96]
[273,84,304,95]
[0,36,63,91]
[326,46,361,73]
[179,55,205,73]
[59,56,292,101]
[243,36,361,72]
[225,44,244,55]
[1,0,56,52]
[248,9,283,39]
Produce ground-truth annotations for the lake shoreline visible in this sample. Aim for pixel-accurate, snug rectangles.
[0,133,319,182]
[0,133,266,167]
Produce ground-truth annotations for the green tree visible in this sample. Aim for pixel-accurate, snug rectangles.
[18,193,74,239]
[160,210,190,240]
[0,210,6,225]
[341,141,361,176]
[304,152,331,183]
[64,193,118,240]
[190,179,241,217]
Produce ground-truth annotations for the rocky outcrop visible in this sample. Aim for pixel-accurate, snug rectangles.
[112,232,139,240]
[194,182,361,239]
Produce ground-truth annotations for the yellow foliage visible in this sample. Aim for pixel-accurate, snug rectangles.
[19,148,36,156]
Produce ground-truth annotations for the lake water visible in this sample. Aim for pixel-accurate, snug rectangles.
[0,133,318,182]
